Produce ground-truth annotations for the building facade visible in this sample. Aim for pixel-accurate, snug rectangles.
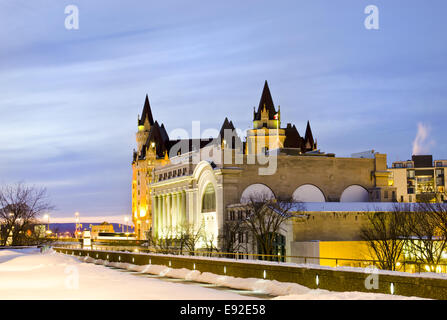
[389,155,447,203]
[132,81,396,245]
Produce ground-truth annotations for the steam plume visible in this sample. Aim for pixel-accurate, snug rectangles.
[412,123,434,155]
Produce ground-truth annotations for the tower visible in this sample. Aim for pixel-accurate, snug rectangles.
[132,94,169,240]
[246,81,286,154]
[136,94,154,151]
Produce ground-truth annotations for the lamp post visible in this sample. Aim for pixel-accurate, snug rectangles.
[124,216,129,233]
[75,212,80,239]
[43,214,50,236]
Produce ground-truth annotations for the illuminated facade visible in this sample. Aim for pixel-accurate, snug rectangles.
[131,95,170,239]
[389,155,447,203]
[132,81,395,244]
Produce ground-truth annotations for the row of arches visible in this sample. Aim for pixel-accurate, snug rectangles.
[240,183,370,203]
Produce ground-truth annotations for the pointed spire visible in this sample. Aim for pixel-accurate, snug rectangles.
[304,121,315,149]
[254,80,276,121]
[139,94,154,126]
[219,117,235,139]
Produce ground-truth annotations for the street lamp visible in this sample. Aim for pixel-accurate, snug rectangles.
[124,216,129,233]
[43,214,50,235]
[75,212,80,238]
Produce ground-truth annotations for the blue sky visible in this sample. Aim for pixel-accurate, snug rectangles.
[0,0,446,220]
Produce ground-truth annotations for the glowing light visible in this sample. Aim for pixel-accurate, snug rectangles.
[224,266,226,274]
[316,275,319,286]
[139,208,146,217]
[390,283,395,295]
[263,270,266,279]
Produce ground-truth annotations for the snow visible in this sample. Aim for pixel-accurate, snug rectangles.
[90,249,447,281]
[79,254,422,300]
[0,249,426,299]
[0,249,257,300]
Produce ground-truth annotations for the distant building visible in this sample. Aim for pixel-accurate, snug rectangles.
[389,155,447,202]
[90,222,114,240]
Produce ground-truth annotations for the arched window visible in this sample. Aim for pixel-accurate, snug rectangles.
[340,185,369,202]
[292,184,326,202]
[202,183,216,213]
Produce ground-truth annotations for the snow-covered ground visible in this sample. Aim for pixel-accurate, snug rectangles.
[0,249,256,300]
[0,249,423,300]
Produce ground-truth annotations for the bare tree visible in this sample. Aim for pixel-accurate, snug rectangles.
[243,193,300,261]
[403,202,447,270]
[202,231,217,256]
[147,226,175,253]
[219,220,250,257]
[178,222,204,256]
[0,183,54,246]
[360,205,408,271]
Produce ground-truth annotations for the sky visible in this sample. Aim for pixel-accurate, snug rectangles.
[0,0,446,222]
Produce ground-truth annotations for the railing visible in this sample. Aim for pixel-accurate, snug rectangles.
[54,243,447,275]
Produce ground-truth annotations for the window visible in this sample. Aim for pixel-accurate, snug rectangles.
[201,184,216,213]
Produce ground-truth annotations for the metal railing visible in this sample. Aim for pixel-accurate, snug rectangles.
[55,243,447,275]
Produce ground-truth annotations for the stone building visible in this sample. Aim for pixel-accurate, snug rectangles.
[131,81,396,247]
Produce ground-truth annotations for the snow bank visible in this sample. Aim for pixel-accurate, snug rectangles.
[77,255,422,300]
[73,248,447,280]
[0,249,257,300]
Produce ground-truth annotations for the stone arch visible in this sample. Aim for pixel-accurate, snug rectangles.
[240,183,275,204]
[193,161,221,248]
[292,184,326,202]
[340,185,369,202]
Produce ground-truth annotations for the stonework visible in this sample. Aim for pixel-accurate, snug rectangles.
[131,82,396,247]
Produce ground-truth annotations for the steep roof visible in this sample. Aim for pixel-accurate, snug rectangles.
[304,121,314,145]
[284,123,303,149]
[141,121,168,159]
[219,117,236,139]
[254,81,277,121]
[138,94,154,126]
